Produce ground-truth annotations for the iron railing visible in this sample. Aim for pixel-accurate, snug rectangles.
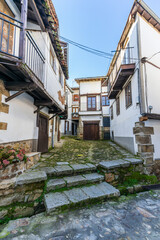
[72,112,79,118]
[0,12,45,83]
[25,31,45,83]
[80,102,101,112]
[0,12,23,58]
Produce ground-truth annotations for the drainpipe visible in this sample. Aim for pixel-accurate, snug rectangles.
[136,15,146,115]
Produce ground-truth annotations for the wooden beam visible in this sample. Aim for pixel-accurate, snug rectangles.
[34,106,44,114]
[139,116,148,122]
[0,64,21,81]
[34,100,53,106]
[30,0,45,32]
[49,114,57,120]
[5,82,37,91]
[5,90,25,102]
[143,113,160,120]
[19,0,28,61]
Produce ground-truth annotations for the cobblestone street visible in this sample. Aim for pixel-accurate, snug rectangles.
[35,138,134,169]
[1,190,160,240]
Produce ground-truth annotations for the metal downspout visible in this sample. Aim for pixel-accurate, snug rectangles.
[136,15,146,115]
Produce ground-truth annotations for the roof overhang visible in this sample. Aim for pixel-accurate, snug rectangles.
[75,76,108,84]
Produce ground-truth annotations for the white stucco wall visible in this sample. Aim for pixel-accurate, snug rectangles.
[80,115,103,127]
[80,81,101,95]
[110,19,141,154]
[139,16,160,114]
[0,93,38,143]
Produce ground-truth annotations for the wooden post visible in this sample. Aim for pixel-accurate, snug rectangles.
[19,0,28,61]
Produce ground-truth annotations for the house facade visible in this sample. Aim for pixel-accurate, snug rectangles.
[0,0,68,153]
[71,87,79,135]
[60,86,79,136]
[75,77,110,140]
[107,0,160,166]
[60,84,73,136]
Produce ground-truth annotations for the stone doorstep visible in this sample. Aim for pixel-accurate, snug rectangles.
[44,182,120,214]
[16,171,47,185]
[46,173,104,192]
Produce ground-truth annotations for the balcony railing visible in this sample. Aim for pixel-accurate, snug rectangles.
[108,48,135,98]
[0,12,45,84]
[80,102,101,112]
[25,31,45,83]
[72,112,79,119]
[0,12,22,58]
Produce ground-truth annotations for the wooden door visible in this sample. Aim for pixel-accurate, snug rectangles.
[38,114,48,153]
[83,122,99,140]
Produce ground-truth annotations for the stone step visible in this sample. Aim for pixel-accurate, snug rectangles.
[99,158,143,171]
[44,182,120,214]
[46,173,104,192]
[42,163,96,178]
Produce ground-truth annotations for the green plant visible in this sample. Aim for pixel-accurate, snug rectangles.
[0,146,29,170]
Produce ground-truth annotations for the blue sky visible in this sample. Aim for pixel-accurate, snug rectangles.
[53,0,160,87]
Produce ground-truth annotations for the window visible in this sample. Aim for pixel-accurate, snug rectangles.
[103,117,110,127]
[50,48,56,72]
[59,68,63,86]
[72,107,79,113]
[125,82,132,108]
[73,94,79,101]
[111,105,113,120]
[116,97,120,115]
[87,96,96,111]
[102,95,110,106]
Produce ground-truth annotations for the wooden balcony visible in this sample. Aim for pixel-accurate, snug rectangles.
[0,11,63,113]
[108,63,135,99]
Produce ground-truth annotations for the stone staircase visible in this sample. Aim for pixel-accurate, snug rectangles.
[14,158,143,216]
[43,163,120,214]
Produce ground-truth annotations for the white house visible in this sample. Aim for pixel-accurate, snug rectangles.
[107,0,160,167]
[71,87,80,135]
[75,77,110,140]
[0,0,68,153]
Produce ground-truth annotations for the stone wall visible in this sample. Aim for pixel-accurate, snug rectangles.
[101,163,144,186]
[0,178,45,220]
[0,152,40,180]
[133,122,154,173]
[0,80,10,130]
[0,139,36,153]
